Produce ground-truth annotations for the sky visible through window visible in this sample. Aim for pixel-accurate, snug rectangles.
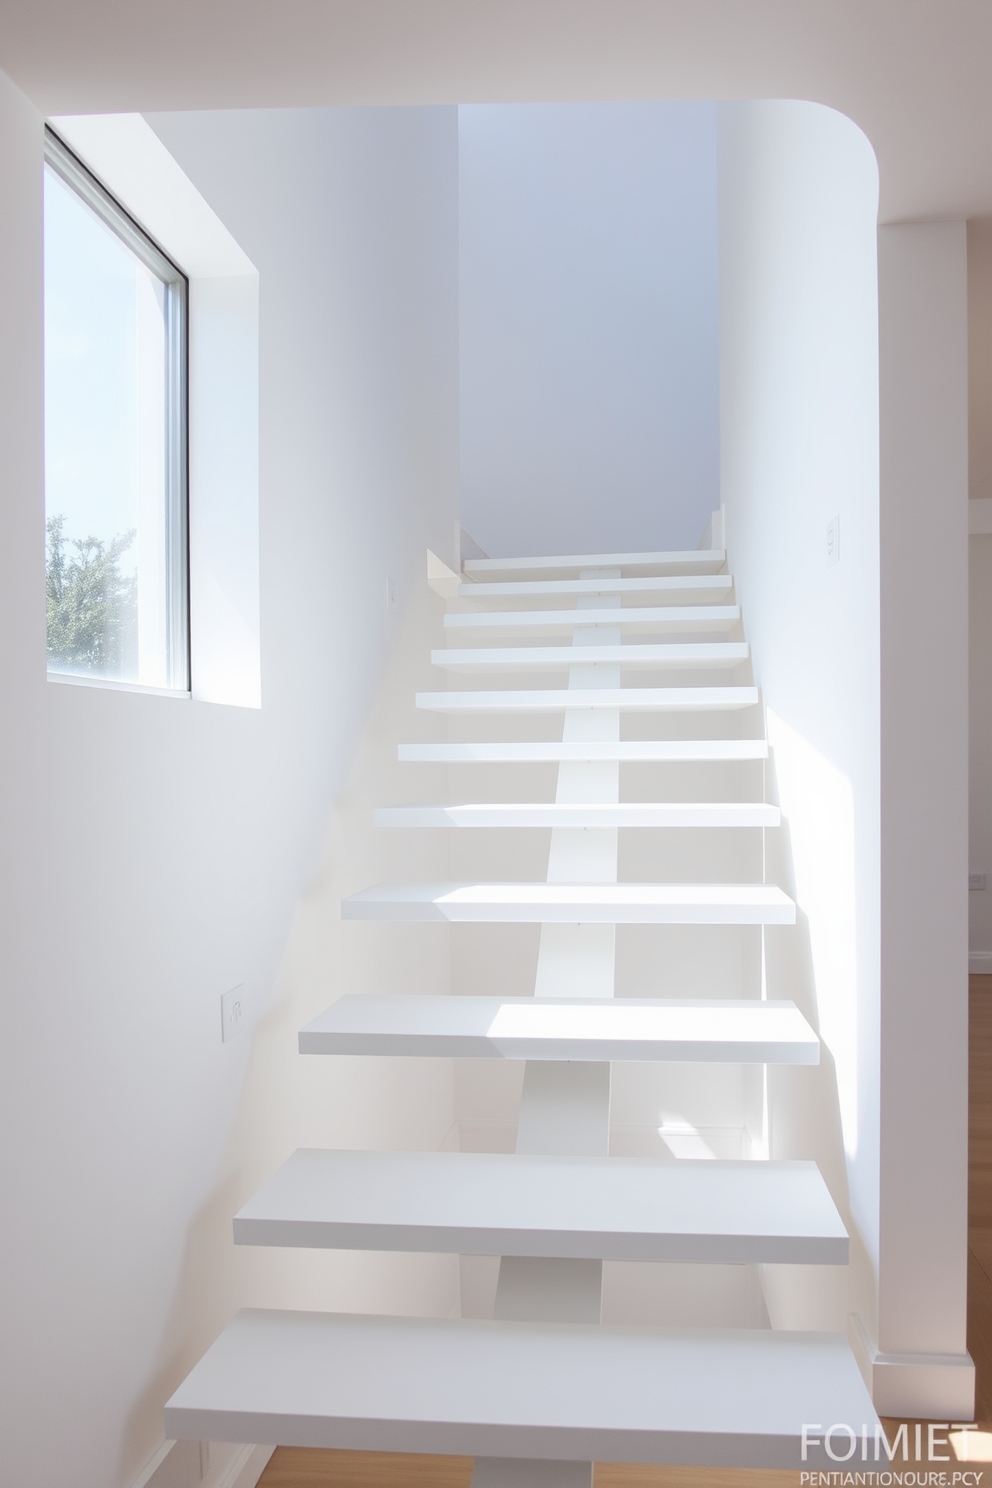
[44,164,142,576]
[44,155,185,689]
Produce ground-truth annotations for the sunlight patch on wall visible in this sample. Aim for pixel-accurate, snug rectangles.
[768,708,858,1157]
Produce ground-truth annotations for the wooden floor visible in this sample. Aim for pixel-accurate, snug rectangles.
[258,1456,783,1487]
[257,977,992,1488]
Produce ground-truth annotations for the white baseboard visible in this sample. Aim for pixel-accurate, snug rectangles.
[129,1439,274,1488]
[215,1444,274,1488]
[427,547,460,598]
[849,1313,975,1419]
[969,498,992,536]
[696,505,725,551]
[459,525,488,561]
[970,951,992,973]
[130,1439,178,1488]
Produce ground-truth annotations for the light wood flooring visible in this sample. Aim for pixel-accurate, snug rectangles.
[258,977,992,1487]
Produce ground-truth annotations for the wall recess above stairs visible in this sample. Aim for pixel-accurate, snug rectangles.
[165,546,878,1483]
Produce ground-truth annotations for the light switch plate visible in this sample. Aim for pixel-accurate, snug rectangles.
[826,515,840,567]
[221,984,248,1042]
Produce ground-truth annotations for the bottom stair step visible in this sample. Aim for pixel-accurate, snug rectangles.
[164,1309,878,1470]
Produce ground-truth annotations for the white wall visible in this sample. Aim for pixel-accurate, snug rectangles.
[970,529,992,964]
[719,97,972,1417]
[968,223,992,964]
[458,101,720,558]
[0,82,461,1488]
[717,96,883,1351]
[876,220,971,1414]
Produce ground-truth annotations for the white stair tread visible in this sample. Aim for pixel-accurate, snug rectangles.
[459,575,732,602]
[432,643,749,672]
[416,687,758,713]
[374,803,779,828]
[300,994,820,1064]
[464,549,727,577]
[163,1309,878,1467]
[233,1150,847,1264]
[444,605,741,635]
[398,740,769,764]
[342,882,795,925]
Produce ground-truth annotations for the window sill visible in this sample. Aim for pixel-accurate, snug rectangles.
[47,669,191,700]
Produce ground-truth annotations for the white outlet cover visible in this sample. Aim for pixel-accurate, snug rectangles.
[826,515,840,567]
[221,984,248,1043]
[971,873,987,892]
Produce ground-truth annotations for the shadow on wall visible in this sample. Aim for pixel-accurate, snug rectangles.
[763,730,874,1338]
[717,96,881,1353]
[120,578,463,1486]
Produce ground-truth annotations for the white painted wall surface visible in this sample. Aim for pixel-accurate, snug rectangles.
[969,222,992,505]
[969,533,992,967]
[721,100,971,1416]
[717,99,884,1355]
[458,102,720,558]
[968,223,992,965]
[876,221,971,1414]
[0,81,461,1488]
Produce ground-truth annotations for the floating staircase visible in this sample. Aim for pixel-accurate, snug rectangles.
[165,546,877,1482]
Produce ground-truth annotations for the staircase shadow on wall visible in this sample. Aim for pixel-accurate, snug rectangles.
[120,580,462,1487]
[762,750,870,1337]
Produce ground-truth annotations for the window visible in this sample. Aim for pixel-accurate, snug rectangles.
[44,126,189,692]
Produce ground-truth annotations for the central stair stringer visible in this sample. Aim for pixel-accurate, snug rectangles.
[476,574,623,1488]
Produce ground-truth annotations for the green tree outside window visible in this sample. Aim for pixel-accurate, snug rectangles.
[46,513,139,677]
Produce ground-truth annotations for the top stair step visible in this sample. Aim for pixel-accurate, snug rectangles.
[458,575,733,603]
[463,550,727,578]
[164,1308,879,1468]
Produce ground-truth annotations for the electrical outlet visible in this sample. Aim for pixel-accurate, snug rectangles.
[971,873,987,892]
[386,576,397,611]
[826,515,840,567]
[221,984,247,1042]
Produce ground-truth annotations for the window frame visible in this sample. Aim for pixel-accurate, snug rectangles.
[43,124,191,694]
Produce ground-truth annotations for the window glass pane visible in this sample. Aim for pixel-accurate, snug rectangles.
[44,150,187,689]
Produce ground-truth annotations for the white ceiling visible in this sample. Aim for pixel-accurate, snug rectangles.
[0,0,989,224]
